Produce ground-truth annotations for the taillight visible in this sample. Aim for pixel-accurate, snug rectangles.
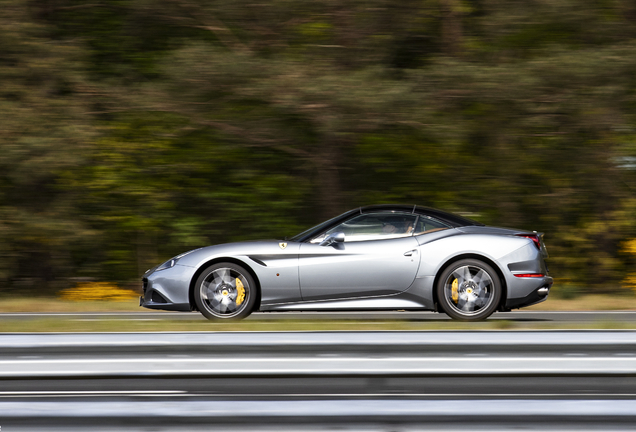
[516,234,541,250]
[513,273,545,278]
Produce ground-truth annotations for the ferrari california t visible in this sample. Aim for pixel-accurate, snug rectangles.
[140,204,552,321]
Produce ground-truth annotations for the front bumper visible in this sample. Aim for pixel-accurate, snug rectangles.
[139,264,196,312]
[139,295,191,311]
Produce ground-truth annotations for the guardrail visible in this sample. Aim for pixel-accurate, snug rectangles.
[3,329,636,350]
[2,331,636,376]
[1,331,636,430]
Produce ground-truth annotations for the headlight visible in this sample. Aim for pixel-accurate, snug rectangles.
[155,258,178,271]
[153,249,198,273]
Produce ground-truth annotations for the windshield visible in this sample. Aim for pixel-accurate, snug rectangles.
[289,209,359,242]
[309,213,419,243]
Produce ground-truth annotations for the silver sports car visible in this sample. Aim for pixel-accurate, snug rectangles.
[140,205,552,321]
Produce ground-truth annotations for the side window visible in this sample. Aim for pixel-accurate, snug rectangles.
[413,216,449,235]
[310,213,418,243]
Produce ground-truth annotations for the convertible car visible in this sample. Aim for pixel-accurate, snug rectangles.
[140,204,552,321]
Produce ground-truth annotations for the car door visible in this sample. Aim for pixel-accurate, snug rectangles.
[298,212,421,301]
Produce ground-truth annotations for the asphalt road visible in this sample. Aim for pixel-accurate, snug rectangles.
[2,310,636,321]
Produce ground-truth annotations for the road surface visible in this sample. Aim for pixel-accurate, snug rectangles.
[1,310,636,322]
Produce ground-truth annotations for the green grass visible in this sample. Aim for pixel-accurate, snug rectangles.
[0,294,635,332]
[1,317,636,333]
[0,297,143,313]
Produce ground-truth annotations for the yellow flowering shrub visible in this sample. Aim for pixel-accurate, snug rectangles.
[624,274,636,291]
[58,282,138,301]
[623,239,636,256]
[622,238,636,292]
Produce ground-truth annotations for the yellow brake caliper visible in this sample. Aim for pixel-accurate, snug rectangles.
[451,278,459,304]
[235,278,245,305]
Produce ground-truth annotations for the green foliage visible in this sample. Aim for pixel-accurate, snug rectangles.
[0,0,96,292]
[1,0,636,293]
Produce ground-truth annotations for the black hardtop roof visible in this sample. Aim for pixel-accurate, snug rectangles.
[359,204,484,227]
[290,204,484,242]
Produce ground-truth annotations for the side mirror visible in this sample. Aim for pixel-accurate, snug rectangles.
[320,232,345,247]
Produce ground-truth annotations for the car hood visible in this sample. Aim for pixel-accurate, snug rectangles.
[175,239,298,268]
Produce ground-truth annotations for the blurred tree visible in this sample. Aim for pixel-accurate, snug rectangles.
[0,0,95,292]
[0,0,635,293]
[77,111,309,278]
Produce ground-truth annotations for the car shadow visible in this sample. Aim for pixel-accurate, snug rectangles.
[403,318,551,322]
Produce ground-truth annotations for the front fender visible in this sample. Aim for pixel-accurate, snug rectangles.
[176,240,302,305]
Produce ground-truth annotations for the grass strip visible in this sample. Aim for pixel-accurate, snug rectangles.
[2,317,636,332]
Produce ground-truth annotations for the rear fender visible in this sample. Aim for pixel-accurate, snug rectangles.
[431,253,508,312]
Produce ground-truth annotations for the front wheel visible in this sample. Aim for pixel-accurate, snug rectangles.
[194,263,257,321]
[436,259,502,321]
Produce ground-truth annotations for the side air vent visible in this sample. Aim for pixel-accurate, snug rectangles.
[249,257,267,267]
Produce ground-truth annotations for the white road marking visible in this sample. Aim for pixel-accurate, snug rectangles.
[0,356,636,377]
[1,356,634,363]
[2,392,636,399]
[0,391,185,396]
[171,392,636,398]
[2,399,636,418]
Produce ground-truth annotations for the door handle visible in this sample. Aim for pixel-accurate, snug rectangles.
[404,250,417,257]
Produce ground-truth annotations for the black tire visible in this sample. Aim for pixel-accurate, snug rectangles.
[436,258,502,321]
[194,262,257,321]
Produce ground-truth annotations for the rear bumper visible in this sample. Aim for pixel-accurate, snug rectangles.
[504,276,553,310]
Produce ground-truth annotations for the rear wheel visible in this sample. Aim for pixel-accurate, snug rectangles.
[194,262,257,321]
[436,259,501,321]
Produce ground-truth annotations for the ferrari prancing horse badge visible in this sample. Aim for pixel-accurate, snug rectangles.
[279,242,287,250]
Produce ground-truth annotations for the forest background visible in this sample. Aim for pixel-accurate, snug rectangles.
[2,0,636,297]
